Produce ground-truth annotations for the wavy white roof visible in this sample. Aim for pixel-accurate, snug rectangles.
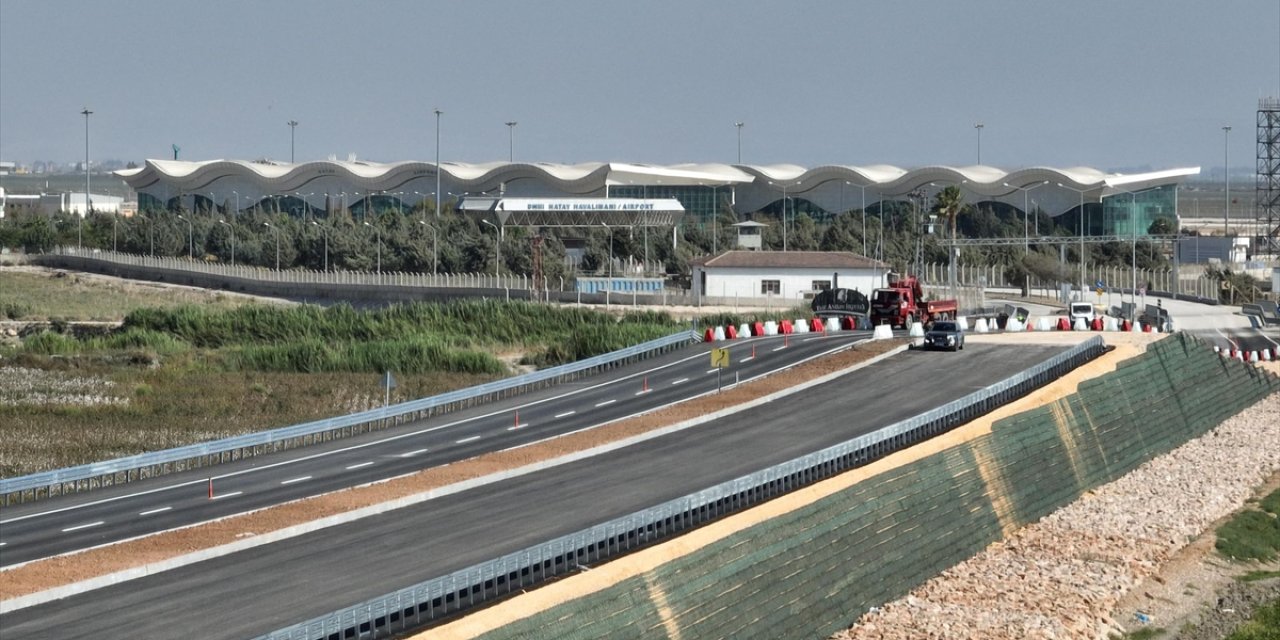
[116,159,1199,199]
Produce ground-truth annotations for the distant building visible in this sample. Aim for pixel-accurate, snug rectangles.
[117,159,1200,236]
[0,190,123,218]
[690,251,887,301]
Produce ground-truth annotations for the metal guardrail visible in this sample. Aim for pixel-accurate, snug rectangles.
[0,330,700,504]
[258,336,1107,640]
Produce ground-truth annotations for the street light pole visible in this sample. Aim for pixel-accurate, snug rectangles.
[219,219,236,266]
[734,121,744,164]
[1057,182,1093,298]
[434,108,443,219]
[310,221,327,273]
[505,121,517,162]
[974,123,983,164]
[1004,181,1049,254]
[481,219,500,276]
[1222,125,1231,239]
[81,107,92,249]
[288,120,298,163]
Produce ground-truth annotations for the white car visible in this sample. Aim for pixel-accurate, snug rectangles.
[1069,302,1095,325]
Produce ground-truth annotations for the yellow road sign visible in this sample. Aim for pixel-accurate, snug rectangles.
[710,347,730,369]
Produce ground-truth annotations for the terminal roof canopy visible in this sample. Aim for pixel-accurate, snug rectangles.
[458,197,685,227]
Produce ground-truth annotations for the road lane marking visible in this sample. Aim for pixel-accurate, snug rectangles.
[772,346,787,352]
[280,476,312,485]
[456,435,482,444]
[399,449,428,458]
[138,507,171,517]
[634,389,651,396]
[554,411,576,418]
[345,462,374,470]
[62,521,105,533]
[1,333,873,527]
[595,399,616,407]
[705,369,718,374]
[671,378,689,385]
[741,356,755,362]
[210,491,243,500]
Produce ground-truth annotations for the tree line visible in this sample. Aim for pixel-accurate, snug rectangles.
[0,192,1178,291]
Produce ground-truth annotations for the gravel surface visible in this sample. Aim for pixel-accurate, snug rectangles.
[835,388,1280,640]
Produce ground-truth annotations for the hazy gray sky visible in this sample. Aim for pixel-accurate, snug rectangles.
[2,0,1278,172]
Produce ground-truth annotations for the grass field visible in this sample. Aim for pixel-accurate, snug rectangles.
[0,268,261,321]
[0,270,689,477]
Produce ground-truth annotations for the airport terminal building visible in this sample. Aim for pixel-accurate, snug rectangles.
[117,159,1199,237]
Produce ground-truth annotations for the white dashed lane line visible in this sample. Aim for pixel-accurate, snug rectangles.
[595,399,616,408]
[61,521,105,533]
[554,411,576,418]
[209,491,243,501]
[705,369,718,374]
[772,346,787,352]
[456,435,481,444]
[671,378,689,386]
[138,507,172,517]
[399,449,428,458]
[346,461,374,470]
[280,476,312,485]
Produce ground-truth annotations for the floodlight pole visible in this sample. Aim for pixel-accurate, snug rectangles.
[434,109,443,219]
[505,121,517,162]
[288,120,298,163]
[81,107,92,248]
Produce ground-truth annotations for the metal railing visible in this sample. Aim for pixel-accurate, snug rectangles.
[258,336,1107,640]
[0,330,700,504]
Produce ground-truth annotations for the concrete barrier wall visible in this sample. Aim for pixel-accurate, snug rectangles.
[474,334,1280,640]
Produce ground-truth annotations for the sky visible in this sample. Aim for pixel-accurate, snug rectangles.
[1,0,1278,174]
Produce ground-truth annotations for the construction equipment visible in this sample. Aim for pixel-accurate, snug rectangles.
[869,273,957,329]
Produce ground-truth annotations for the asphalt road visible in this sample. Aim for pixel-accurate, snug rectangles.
[0,330,869,567]
[0,343,1070,640]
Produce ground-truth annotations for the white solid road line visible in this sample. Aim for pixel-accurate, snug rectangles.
[280,476,312,485]
[399,449,428,458]
[345,462,374,470]
[61,521,105,533]
[595,399,616,407]
[554,411,576,418]
[456,435,482,444]
[209,491,243,501]
[671,378,689,385]
[138,507,172,517]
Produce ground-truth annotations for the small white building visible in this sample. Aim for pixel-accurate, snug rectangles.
[691,251,888,301]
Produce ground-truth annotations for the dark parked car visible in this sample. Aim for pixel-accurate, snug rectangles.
[922,320,965,352]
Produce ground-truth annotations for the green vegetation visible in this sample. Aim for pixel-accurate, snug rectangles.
[1238,570,1280,583]
[1225,597,1280,640]
[1216,488,1280,562]
[0,299,687,477]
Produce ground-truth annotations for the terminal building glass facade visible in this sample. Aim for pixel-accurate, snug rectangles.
[1101,184,1177,237]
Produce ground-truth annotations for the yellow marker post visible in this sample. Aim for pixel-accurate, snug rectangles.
[710,348,730,392]
[710,348,730,369]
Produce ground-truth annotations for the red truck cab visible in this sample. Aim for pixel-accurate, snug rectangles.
[870,274,957,329]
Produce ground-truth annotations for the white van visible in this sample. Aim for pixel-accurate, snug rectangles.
[1069,302,1096,324]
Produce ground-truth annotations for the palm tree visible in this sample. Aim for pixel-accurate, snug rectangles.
[935,185,965,241]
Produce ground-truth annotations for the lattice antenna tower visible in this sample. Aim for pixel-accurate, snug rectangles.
[1259,97,1280,254]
